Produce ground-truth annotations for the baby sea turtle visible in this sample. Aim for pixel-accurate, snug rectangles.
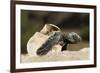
[36,31,81,56]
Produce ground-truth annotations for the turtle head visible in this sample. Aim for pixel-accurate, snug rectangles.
[66,32,81,44]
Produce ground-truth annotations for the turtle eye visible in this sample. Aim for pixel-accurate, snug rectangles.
[73,34,78,40]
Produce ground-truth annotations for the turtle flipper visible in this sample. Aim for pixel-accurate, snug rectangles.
[36,31,62,56]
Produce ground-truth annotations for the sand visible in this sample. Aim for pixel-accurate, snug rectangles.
[21,48,89,63]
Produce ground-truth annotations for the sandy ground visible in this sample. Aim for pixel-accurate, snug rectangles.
[21,47,89,63]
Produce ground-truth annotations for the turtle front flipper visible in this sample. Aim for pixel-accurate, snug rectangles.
[36,31,62,56]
